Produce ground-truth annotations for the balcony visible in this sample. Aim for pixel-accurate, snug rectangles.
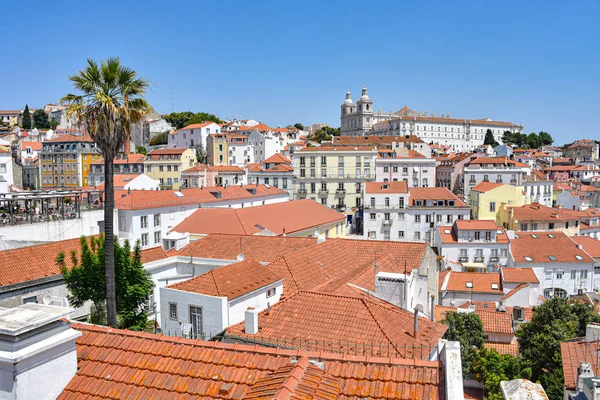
[474,257,485,263]
[489,257,500,262]
[297,189,307,198]
[459,256,469,262]
[335,204,346,212]
[383,219,392,226]
[496,179,503,183]
[318,189,329,196]
[469,181,476,186]
[335,189,346,196]
[510,179,517,185]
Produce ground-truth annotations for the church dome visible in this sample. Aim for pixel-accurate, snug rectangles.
[342,89,353,105]
[359,84,370,101]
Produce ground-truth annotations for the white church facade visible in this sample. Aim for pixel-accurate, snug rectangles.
[340,86,524,152]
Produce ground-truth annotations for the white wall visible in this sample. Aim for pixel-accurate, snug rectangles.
[511,262,595,297]
[168,122,220,150]
[441,291,504,307]
[0,152,14,192]
[374,158,437,188]
[228,280,283,328]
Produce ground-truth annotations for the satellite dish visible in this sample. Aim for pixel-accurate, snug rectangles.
[42,293,52,305]
[237,253,245,262]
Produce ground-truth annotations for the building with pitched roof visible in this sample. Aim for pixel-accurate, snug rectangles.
[144,147,196,190]
[170,199,346,239]
[509,231,596,297]
[499,202,583,235]
[561,324,600,399]
[247,153,294,198]
[180,164,246,188]
[224,290,448,359]
[168,121,221,150]
[363,183,470,243]
[463,156,530,198]
[375,147,437,187]
[435,220,510,272]
[96,173,159,191]
[438,271,504,307]
[469,181,527,221]
[39,134,100,188]
[88,153,146,186]
[160,258,284,338]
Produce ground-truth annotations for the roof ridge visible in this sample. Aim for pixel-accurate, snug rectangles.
[272,356,310,399]
[209,269,222,297]
[360,298,400,349]
[501,284,530,301]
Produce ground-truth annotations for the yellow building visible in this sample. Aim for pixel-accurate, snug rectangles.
[144,148,196,190]
[497,202,581,236]
[293,146,378,213]
[470,182,527,223]
[206,133,228,166]
[39,134,100,188]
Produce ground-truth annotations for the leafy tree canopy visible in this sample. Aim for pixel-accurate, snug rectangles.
[56,236,154,330]
[21,104,31,129]
[501,130,553,148]
[484,129,499,147]
[164,111,222,129]
[136,145,147,155]
[471,347,531,400]
[149,131,169,146]
[441,311,485,378]
[32,109,51,129]
[309,126,341,143]
[293,123,304,130]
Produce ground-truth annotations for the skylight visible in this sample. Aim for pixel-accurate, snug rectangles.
[497,230,503,234]
[548,234,555,238]
[466,282,473,288]
[531,234,538,239]
[174,191,184,197]
[524,256,533,262]
[491,283,499,290]
[444,229,451,234]
[575,255,584,260]
[548,255,557,261]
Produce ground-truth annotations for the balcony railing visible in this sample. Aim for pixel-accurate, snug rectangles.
[383,219,392,226]
[474,257,485,263]
[318,189,329,196]
[489,257,500,262]
[336,189,346,196]
[459,256,469,262]
[510,179,517,185]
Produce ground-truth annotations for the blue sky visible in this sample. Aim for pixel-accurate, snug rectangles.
[1,0,598,144]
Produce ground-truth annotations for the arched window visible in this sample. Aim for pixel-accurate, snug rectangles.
[544,288,568,298]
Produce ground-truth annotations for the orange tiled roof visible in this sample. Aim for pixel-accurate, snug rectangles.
[365,181,409,194]
[96,174,146,189]
[177,234,318,262]
[181,121,219,130]
[455,219,499,230]
[44,134,94,143]
[20,141,43,151]
[332,135,425,146]
[409,187,468,207]
[475,309,513,334]
[264,153,291,164]
[501,268,539,284]
[443,271,502,294]
[61,323,445,399]
[467,157,525,166]
[484,342,519,356]
[166,258,282,299]
[113,185,287,210]
[511,231,594,263]
[296,146,376,152]
[225,291,447,359]
[171,199,345,236]
[561,338,600,390]
[571,236,600,258]
[510,203,581,222]
[471,181,504,193]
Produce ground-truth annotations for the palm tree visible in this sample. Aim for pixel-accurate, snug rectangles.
[61,58,149,327]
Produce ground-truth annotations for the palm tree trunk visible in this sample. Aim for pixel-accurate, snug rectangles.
[104,157,118,327]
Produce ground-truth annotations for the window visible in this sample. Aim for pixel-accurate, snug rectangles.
[167,165,172,172]
[370,197,375,207]
[384,213,390,221]
[571,270,577,279]
[501,248,508,257]
[174,165,178,172]
[582,270,588,279]
[384,165,389,173]
[520,223,528,231]
[167,178,172,186]
[398,231,404,238]
[23,296,37,304]
[159,166,164,172]
[385,197,390,207]
[556,270,563,279]
[575,255,584,260]
[524,256,533,262]
[147,165,152,172]
[154,214,160,226]
[267,287,276,297]
[370,213,376,221]
[398,212,405,220]
[475,231,481,240]
[489,202,496,212]
[141,233,149,246]
[310,168,316,178]
[548,255,557,261]
[415,215,421,223]
[399,197,405,208]
[491,249,498,258]
[300,169,305,178]
[369,231,376,239]
[414,232,421,240]
[140,215,148,229]
[283,178,288,189]
[154,231,161,244]
[545,270,552,280]
[531,223,538,230]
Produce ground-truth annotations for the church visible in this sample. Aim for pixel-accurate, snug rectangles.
[340,85,523,152]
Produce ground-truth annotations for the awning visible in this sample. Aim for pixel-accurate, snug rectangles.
[461,262,486,270]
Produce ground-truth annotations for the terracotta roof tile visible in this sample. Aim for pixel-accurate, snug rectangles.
[511,231,594,263]
[561,338,600,390]
[45,134,94,143]
[471,181,504,193]
[225,291,447,359]
[483,342,519,356]
[96,174,146,189]
[442,272,502,294]
[475,310,513,334]
[501,268,539,284]
[264,153,292,164]
[171,200,345,236]
[409,187,468,207]
[570,236,600,258]
[181,121,219,130]
[60,323,445,399]
[365,181,408,194]
[177,234,318,262]
[20,141,43,151]
[455,220,499,230]
[166,258,282,299]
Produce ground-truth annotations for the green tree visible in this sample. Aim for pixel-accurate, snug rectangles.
[164,111,222,129]
[484,129,499,147]
[309,126,341,143]
[50,119,59,129]
[21,104,31,129]
[471,347,531,400]
[294,123,304,130]
[149,131,168,146]
[56,236,154,330]
[61,58,149,328]
[527,132,541,149]
[441,311,485,378]
[501,130,514,146]
[32,109,51,129]
[539,131,553,146]
[136,145,147,155]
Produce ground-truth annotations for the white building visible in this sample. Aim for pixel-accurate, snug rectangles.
[160,258,283,339]
[363,182,470,243]
[375,148,436,188]
[0,148,15,192]
[438,271,504,307]
[435,220,510,273]
[247,153,294,198]
[463,157,529,199]
[340,85,523,152]
[168,122,221,151]
[509,231,596,297]
[115,185,289,249]
[522,170,553,207]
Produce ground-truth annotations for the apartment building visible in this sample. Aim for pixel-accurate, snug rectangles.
[247,153,294,198]
[363,182,470,243]
[469,182,527,221]
[88,153,145,187]
[522,170,553,207]
[498,203,581,235]
[293,146,377,212]
[435,220,510,272]
[144,148,196,190]
[39,134,100,188]
[375,148,436,187]
[168,121,221,150]
[206,133,228,166]
[463,157,529,198]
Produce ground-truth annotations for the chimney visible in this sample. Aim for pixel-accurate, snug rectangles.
[0,304,81,400]
[245,307,259,334]
[413,308,419,338]
[317,234,326,244]
[586,323,600,342]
